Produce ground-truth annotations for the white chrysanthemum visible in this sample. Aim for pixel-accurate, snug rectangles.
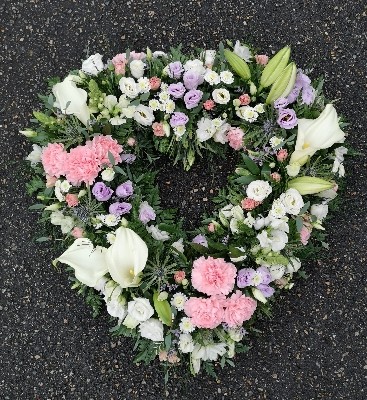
[236,106,259,122]
[148,99,160,111]
[269,199,287,219]
[280,188,304,215]
[212,117,224,129]
[196,117,216,142]
[146,225,170,241]
[174,126,186,138]
[179,333,195,353]
[269,136,283,148]
[254,103,265,114]
[160,82,169,91]
[106,232,116,244]
[220,70,234,84]
[163,99,176,114]
[171,292,188,311]
[137,77,151,93]
[159,91,170,102]
[179,317,195,333]
[212,88,231,104]
[246,180,272,202]
[59,180,71,193]
[104,214,121,227]
[204,70,220,85]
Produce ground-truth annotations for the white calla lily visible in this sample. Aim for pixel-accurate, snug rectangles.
[57,227,148,288]
[105,227,148,288]
[57,238,108,287]
[289,104,345,166]
[52,76,90,126]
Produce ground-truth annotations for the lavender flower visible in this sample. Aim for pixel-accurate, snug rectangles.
[184,89,203,109]
[192,234,208,247]
[168,82,186,99]
[121,153,136,164]
[237,266,275,298]
[170,112,189,127]
[277,108,298,129]
[183,70,203,90]
[139,201,156,224]
[274,97,289,109]
[302,86,316,105]
[92,182,113,201]
[116,180,133,198]
[109,202,132,215]
[167,61,184,79]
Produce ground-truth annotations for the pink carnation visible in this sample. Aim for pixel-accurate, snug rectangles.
[152,122,165,137]
[223,290,257,327]
[277,149,288,162]
[149,77,161,90]
[241,197,261,211]
[184,296,224,329]
[41,143,68,178]
[111,54,127,75]
[87,135,123,167]
[226,128,245,151]
[239,93,251,106]
[65,193,79,207]
[191,256,236,296]
[255,54,269,65]
[65,145,100,186]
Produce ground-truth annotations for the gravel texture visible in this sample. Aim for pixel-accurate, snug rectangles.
[1,0,366,399]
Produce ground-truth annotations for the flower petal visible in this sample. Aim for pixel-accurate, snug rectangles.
[57,238,108,287]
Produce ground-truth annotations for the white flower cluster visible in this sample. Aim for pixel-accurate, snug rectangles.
[196,117,230,143]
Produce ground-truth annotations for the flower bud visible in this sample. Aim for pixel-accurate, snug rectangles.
[20,129,37,138]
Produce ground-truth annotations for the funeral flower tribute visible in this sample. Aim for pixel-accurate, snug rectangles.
[23,40,348,379]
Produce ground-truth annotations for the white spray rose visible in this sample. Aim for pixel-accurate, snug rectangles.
[146,225,170,241]
[184,59,206,75]
[101,168,115,182]
[212,88,231,104]
[310,204,328,221]
[233,40,252,61]
[179,334,195,353]
[119,77,139,99]
[81,53,104,75]
[280,188,304,215]
[134,105,155,126]
[129,59,145,79]
[26,144,42,166]
[127,298,154,322]
[139,318,164,342]
[246,180,272,202]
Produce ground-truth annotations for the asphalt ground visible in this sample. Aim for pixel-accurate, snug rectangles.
[1,0,366,399]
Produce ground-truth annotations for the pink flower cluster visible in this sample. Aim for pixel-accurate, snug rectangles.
[241,197,261,211]
[226,128,245,151]
[184,291,257,328]
[191,256,236,296]
[42,135,123,185]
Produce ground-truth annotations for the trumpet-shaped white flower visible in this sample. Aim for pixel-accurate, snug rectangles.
[57,227,148,288]
[289,104,345,166]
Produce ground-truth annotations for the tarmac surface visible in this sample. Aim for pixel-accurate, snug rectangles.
[1,0,366,399]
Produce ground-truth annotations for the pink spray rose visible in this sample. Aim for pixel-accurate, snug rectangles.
[241,197,261,211]
[255,54,269,65]
[239,93,251,106]
[65,193,79,207]
[191,256,237,296]
[111,54,127,75]
[149,77,161,90]
[300,226,311,245]
[152,122,165,137]
[184,296,225,329]
[277,149,288,162]
[223,290,257,327]
[174,271,186,284]
[203,99,215,110]
[270,172,281,182]
[46,174,58,188]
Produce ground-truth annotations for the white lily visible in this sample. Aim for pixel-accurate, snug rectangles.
[57,227,148,288]
[289,104,345,166]
[52,76,90,126]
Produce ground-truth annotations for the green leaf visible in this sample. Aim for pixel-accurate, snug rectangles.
[299,201,310,215]
[234,175,257,185]
[241,155,260,175]
[36,236,50,242]
[153,292,172,326]
[29,203,46,210]
[164,333,172,351]
[296,217,304,232]
[261,163,271,179]
[190,242,209,254]
[113,165,126,175]
[108,151,115,166]
[140,92,150,101]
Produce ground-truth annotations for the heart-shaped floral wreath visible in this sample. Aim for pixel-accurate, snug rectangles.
[24,40,348,380]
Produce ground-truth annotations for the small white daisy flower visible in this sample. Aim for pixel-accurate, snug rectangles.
[254,103,265,113]
[137,77,151,93]
[106,232,116,244]
[163,99,176,114]
[269,136,283,148]
[148,99,160,111]
[104,214,121,227]
[179,317,195,333]
[171,292,188,311]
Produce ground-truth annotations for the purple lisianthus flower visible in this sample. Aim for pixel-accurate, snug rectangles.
[183,70,204,90]
[296,70,311,87]
[139,201,156,224]
[277,108,298,129]
[184,89,203,109]
[274,97,289,109]
[192,234,208,248]
[92,182,113,201]
[257,283,275,298]
[301,86,316,105]
[286,87,301,104]
[109,202,132,216]
[168,82,186,99]
[167,61,184,79]
[121,153,136,164]
[116,180,133,198]
[237,268,256,288]
[256,266,272,285]
[170,112,189,127]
